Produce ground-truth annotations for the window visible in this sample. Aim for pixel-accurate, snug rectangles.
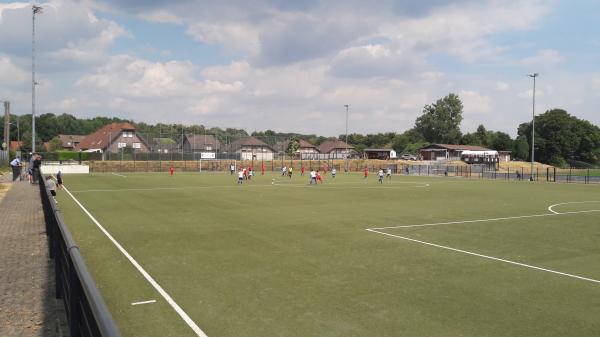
[205,146,212,151]
[122,131,133,138]
[132,142,141,149]
[118,142,126,148]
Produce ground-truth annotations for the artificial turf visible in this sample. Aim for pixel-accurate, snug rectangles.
[56,171,600,337]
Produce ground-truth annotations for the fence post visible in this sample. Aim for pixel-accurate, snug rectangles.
[569,167,572,183]
[587,168,590,184]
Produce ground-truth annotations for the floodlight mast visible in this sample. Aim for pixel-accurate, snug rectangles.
[32,5,42,153]
[527,73,539,180]
[344,104,349,172]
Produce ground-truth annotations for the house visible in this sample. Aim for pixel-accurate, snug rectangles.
[75,122,149,158]
[58,134,85,150]
[9,141,22,152]
[230,136,274,160]
[274,139,319,156]
[152,137,179,153]
[419,144,491,161]
[317,140,354,159]
[182,134,220,154]
[498,151,512,162]
[364,148,397,160]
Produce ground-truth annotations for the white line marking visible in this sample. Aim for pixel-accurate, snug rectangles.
[365,228,600,285]
[547,201,600,215]
[62,186,208,337]
[111,173,127,178]
[370,209,600,230]
[131,300,157,306]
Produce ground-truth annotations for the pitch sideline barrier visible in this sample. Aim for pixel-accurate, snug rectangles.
[38,170,121,337]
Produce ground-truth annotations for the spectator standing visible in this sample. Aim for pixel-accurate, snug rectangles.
[10,157,21,182]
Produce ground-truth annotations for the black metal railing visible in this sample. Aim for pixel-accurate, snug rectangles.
[39,171,122,337]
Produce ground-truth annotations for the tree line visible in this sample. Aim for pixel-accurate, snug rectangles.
[1,93,598,167]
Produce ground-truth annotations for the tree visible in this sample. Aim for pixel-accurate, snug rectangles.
[415,93,463,144]
[48,136,62,152]
[513,136,529,160]
[20,131,43,153]
[491,132,513,151]
[286,137,300,157]
[475,125,494,147]
[392,128,427,154]
[517,109,600,166]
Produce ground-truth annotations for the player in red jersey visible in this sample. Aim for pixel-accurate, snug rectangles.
[364,166,369,179]
[169,165,175,176]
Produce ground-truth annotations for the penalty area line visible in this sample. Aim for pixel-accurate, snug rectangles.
[365,228,600,285]
[370,209,600,230]
[111,173,127,178]
[62,185,208,337]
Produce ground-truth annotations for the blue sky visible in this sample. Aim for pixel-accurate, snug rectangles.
[1,0,599,136]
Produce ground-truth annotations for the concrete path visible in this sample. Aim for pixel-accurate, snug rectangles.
[0,174,67,337]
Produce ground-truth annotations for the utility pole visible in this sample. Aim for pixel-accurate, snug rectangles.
[527,73,539,181]
[32,5,42,153]
[3,101,9,151]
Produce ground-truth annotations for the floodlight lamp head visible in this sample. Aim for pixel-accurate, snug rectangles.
[528,73,539,78]
[33,5,43,14]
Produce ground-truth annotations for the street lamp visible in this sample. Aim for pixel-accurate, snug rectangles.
[527,73,539,181]
[32,4,42,153]
[344,104,349,171]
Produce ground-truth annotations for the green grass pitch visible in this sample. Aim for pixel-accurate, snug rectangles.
[55,171,600,337]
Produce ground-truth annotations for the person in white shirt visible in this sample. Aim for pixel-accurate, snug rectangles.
[237,168,244,184]
[378,169,384,184]
[386,167,392,179]
[331,168,337,178]
[10,157,21,181]
[310,169,317,184]
[282,166,287,176]
[230,163,235,175]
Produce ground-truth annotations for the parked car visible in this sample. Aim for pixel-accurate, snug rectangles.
[401,154,417,160]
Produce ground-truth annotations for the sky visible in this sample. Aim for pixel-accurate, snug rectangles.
[1,0,599,137]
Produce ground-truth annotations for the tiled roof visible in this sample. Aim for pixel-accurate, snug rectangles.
[9,141,22,151]
[58,134,85,148]
[364,148,395,152]
[317,140,353,154]
[421,144,491,151]
[275,139,318,151]
[230,136,274,151]
[184,134,220,150]
[75,122,136,151]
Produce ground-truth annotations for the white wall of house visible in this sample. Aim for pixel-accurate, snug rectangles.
[237,146,274,160]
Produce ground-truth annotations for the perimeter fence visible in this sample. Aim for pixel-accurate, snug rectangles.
[398,163,600,184]
[38,170,122,337]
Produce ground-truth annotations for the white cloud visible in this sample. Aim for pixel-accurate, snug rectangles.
[0,55,28,86]
[496,81,510,91]
[592,76,600,96]
[7,0,600,137]
[519,49,565,67]
[0,0,129,70]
